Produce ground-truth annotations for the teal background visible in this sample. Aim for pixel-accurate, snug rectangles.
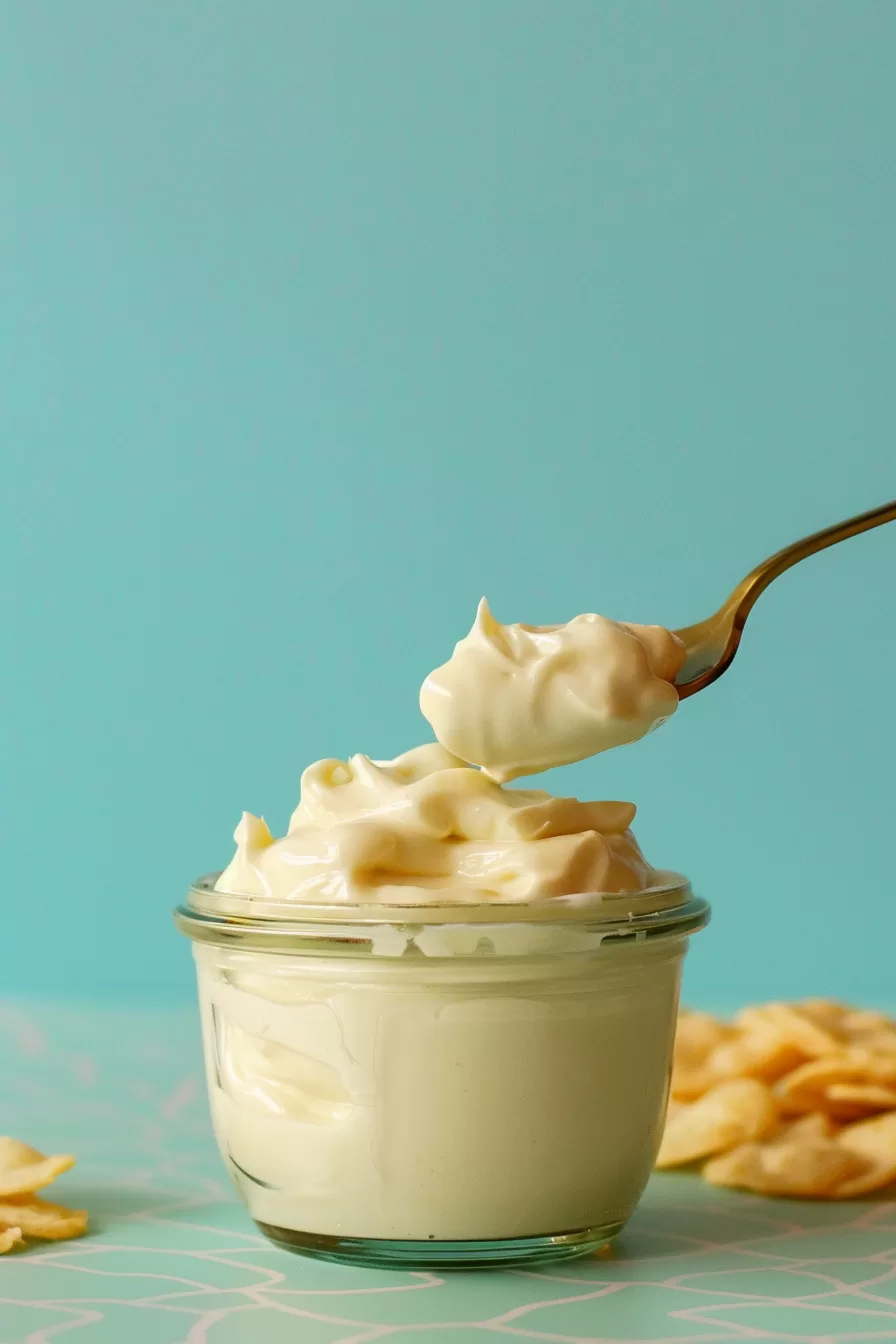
[2,1,893,1004]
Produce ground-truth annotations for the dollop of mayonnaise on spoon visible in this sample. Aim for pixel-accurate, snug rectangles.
[419,598,685,783]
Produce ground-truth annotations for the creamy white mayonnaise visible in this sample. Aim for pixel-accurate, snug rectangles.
[215,601,684,907]
[196,935,685,1241]
[215,743,655,905]
[421,598,685,781]
[199,598,693,1253]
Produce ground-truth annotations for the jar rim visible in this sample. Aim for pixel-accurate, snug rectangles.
[174,870,710,952]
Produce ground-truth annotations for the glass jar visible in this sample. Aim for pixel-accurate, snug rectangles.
[175,874,709,1269]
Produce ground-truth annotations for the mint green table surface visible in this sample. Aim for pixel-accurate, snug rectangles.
[3,1002,896,1344]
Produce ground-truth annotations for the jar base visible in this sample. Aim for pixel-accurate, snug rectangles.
[254,1220,625,1269]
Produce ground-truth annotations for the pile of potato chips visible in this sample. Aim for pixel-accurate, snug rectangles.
[0,1137,87,1252]
[658,1001,896,1198]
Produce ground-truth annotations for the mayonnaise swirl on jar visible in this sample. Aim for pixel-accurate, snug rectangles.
[420,598,685,782]
[216,744,653,905]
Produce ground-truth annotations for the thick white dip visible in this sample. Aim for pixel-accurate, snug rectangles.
[195,930,685,1240]
[185,600,700,1252]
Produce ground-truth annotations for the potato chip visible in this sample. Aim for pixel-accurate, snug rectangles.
[0,1138,86,1248]
[704,1134,866,1197]
[829,1007,896,1057]
[671,1010,736,1100]
[833,1160,896,1198]
[672,1000,852,1103]
[708,1028,805,1086]
[670,1069,711,1102]
[0,1197,87,1242]
[777,1111,836,1143]
[797,999,850,1032]
[844,1027,896,1057]
[672,1012,729,1066]
[842,1008,896,1037]
[825,1112,896,1197]
[662,1001,896,1200]
[0,1225,23,1254]
[736,1003,845,1058]
[704,1114,873,1197]
[777,1052,896,1116]
[670,1009,805,1097]
[657,1078,778,1169]
[0,1138,75,1198]
[853,1032,896,1056]
[825,1083,896,1116]
[838,1111,896,1164]
[674,1010,733,1060]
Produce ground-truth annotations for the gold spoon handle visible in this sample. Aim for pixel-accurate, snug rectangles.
[675,498,896,697]
[732,497,896,617]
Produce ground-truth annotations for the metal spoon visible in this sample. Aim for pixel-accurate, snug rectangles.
[674,499,896,699]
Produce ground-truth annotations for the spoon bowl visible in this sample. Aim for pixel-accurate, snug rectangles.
[673,499,896,699]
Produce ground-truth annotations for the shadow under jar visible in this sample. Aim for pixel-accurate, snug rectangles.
[175,875,709,1270]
